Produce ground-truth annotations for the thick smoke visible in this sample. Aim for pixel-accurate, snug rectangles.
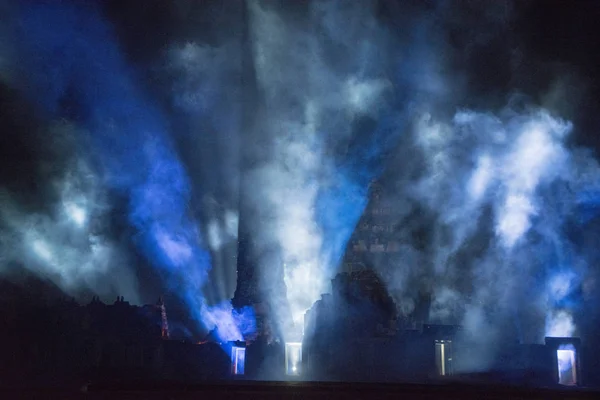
[0,121,139,302]
[165,40,243,307]
[416,109,575,323]
[375,105,597,369]
[2,1,600,374]
[3,1,252,342]
[243,0,399,338]
[159,1,253,338]
[273,0,600,371]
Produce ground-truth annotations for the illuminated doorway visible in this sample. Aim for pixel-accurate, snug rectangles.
[557,344,577,386]
[435,340,453,376]
[231,346,246,375]
[285,342,302,376]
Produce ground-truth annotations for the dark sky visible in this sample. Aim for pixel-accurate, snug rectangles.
[107,0,600,167]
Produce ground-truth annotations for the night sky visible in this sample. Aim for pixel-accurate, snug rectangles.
[1,0,600,347]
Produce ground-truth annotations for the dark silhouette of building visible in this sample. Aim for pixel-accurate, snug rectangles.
[340,178,433,329]
[0,275,591,388]
[302,268,400,380]
[156,296,170,339]
[0,281,232,387]
[300,271,583,387]
[342,180,400,271]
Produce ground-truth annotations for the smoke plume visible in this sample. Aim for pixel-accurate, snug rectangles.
[241,0,401,338]
[2,0,251,341]
[1,1,599,373]
[0,121,139,302]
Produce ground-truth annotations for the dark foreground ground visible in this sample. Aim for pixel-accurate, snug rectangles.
[3,381,600,400]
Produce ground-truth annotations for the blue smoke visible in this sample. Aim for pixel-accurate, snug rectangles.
[317,115,403,272]
[575,189,600,226]
[533,225,584,337]
[13,0,251,341]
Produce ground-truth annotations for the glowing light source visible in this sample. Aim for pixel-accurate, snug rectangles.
[434,340,453,376]
[285,342,302,376]
[63,201,86,226]
[557,344,577,386]
[231,345,246,375]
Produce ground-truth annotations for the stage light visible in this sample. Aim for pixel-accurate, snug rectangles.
[557,344,577,386]
[285,342,302,376]
[546,337,581,386]
[434,339,453,376]
[231,344,246,376]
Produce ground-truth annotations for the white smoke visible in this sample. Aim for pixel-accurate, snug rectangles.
[245,0,394,338]
[157,2,599,358]
[386,106,594,347]
[0,123,139,302]
[494,113,571,249]
[206,210,238,252]
[165,35,244,307]
[546,310,576,338]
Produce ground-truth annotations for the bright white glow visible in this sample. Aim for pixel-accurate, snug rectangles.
[201,302,245,342]
[32,239,54,263]
[411,109,577,350]
[546,310,575,337]
[154,229,192,266]
[63,201,86,226]
[0,148,139,303]
[496,118,570,249]
[468,154,493,201]
[435,340,452,376]
[231,346,246,375]
[206,210,239,252]
[246,0,392,342]
[207,220,223,251]
[224,210,238,237]
[23,224,124,290]
[557,344,577,386]
[495,193,536,249]
[285,259,323,327]
[268,141,325,330]
[506,126,561,192]
[345,77,389,115]
[285,342,302,376]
